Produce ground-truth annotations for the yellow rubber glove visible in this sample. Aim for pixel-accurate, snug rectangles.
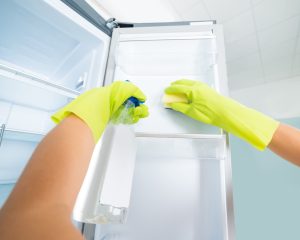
[52,81,148,142]
[164,79,279,150]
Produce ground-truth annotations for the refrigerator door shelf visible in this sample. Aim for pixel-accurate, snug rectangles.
[115,33,217,76]
[104,25,227,135]
[95,136,229,240]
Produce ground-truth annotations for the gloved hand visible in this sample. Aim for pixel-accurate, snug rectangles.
[52,81,148,142]
[164,79,279,150]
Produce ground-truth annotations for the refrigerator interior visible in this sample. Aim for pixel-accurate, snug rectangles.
[95,136,227,240]
[0,0,109,187]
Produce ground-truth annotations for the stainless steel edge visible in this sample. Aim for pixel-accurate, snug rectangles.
[213,24,235,240]
[132,20,216,27]
[103,28,120,86]
[212,25,230,96]
[223,132,236,240]
[79,21,117,240]
[0,124,5,147]
[61,0,112,36]
[117,24,215,36]
[106,19,216,30]
[81,223,96,240]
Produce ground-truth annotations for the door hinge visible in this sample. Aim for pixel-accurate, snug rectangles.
[106,18,134,29]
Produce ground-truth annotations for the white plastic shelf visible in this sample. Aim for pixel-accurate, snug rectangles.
[95,135,228,240]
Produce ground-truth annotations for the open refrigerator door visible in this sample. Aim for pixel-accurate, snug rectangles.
[75,23,235,240]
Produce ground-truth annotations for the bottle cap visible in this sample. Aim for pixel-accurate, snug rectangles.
[124,80,143,107]
[127,97,141,107]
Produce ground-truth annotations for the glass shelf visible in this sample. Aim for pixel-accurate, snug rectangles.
[0,63,80,98]
[3,128,45,143]
[0,63,78,112]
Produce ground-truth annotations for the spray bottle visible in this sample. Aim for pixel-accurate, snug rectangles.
[73,95,141,224]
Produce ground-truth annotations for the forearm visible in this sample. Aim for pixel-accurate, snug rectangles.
[0,114,94,239]
[268,123,300,167]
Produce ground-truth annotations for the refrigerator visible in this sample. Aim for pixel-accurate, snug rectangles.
[0,0,235,240]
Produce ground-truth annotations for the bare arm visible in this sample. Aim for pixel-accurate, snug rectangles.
[268,123,300,167]
[0,82,148,240]
[0,115,94,240]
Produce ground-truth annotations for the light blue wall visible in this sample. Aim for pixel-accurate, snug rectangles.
[231,118,300,240]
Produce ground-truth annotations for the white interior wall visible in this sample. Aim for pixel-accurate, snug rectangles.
[230,75,300,119]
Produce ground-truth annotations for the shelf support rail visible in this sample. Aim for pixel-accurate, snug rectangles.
[0,63,80,99]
